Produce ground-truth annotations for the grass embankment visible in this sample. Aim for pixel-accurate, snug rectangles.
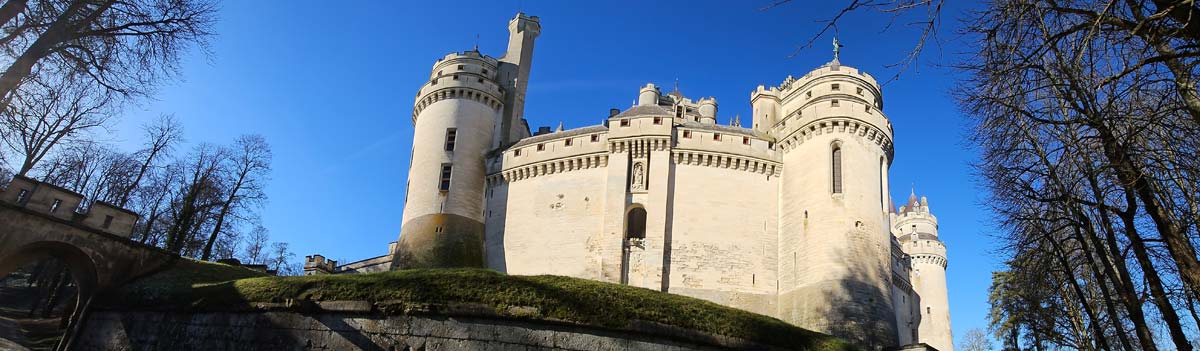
[100,259,855,351]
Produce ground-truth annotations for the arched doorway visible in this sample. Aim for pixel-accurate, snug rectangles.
[0,243,97,351]
[620,206,647,285]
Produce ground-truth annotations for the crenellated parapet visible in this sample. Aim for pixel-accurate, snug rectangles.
[303,254,337,275]
[773,61,882,106]
[0,176,138,238]
[412,50,507,121]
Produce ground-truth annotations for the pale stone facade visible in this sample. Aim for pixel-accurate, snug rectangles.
[308,13,953,350]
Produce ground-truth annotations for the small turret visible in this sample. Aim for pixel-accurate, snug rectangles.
[750,85,780,133]
[638,83,660,106]
[304,254,337,275]
[698,97,718,124]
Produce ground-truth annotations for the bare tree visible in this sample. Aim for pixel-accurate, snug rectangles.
[116,114,182,207]
[163,143,224,255]
[960,328,993,351]
[268,242,296,276]
[0,71,111,176]
[200,135,270,261]
[964,1,1200,350]
[0,0,217,106]
[241,223,269,265]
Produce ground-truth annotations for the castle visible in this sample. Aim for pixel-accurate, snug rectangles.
[305,13,953,350]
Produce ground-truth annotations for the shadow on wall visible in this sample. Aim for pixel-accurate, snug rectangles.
[485,180,509,272]
[789,223,899,349]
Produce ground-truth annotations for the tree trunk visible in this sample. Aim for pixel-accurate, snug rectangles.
[200,197,233,261]
[1118,190,1194,351]
[1094,125,1200,302]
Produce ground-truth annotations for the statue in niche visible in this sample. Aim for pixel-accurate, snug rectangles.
[631,161,645,191]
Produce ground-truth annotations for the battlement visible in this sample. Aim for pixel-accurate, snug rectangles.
[783,61,879,91]
[435,51,500,67]
[0,176,139,238]
[304,254,338,275]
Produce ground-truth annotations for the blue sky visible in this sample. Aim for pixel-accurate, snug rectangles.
[109,0,998,343]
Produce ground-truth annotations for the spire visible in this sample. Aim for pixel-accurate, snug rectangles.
[904,187,920,214]
[731,114,742,127]
[888,195,897,214]
[555,121,563,132]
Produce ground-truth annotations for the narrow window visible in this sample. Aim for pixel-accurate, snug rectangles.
[565,138,573,146]
[831,99,840,107]
[743,137,750,145]
[683,130,692,139]
[857,87,864,95]
[102,215,114,229]
[457,64,464,70]
[482,69,488,75]
[477,77,484,83]
[713,133,721,141]
[16,189,29,203]
[50,199,62,213]
[537,143,545,151]
[832,83,840,91]
[626,208,647,239]
[439,164,452,191]
[865,105,871,113]
[832,144,843,194]
[444,128,457,151]
[452,74,459,80]
[620,119,630,127]
[768,142,775,150]
[675,106,683,118]
[927,307,931,314]
[514,149,522,156]
[806,91,812,99]
[438,70,443,76]
[591,134,600,142]
[653,117,662,125]
[430,79,437,85]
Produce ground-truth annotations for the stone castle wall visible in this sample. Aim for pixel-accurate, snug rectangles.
[76,310,790,351]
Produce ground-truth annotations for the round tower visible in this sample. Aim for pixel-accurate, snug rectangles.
[775,60,898,348]
[394,50,506,269]
[638,83,660,106]
[896,194,952,351]
[698,97,718,124]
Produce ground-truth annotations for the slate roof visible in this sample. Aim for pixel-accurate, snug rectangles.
[509,125,609,149]
[612,105,672,118]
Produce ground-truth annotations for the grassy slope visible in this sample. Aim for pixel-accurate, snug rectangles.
[100,261,855,351]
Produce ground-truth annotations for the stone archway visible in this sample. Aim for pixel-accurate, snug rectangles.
[0,242,100,351]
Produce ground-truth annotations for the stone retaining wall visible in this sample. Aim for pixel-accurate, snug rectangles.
[75,310,787,351]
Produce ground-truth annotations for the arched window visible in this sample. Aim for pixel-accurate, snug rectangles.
[626,207,647,239]
[831,143,843,194]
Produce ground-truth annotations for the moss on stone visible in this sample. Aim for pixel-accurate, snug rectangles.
[101,266,856,351]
